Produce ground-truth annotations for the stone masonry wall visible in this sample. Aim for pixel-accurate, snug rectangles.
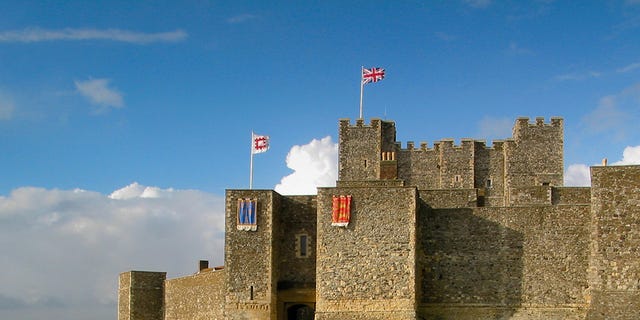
[338,119,383,181]
[118,271,166,320]
[552,187,591,205]
[418,203,591,319]
[397,146,440,190]
[473,141,507,207]
[510,186,552,206]
[439,139,475,189]
[225,189,278,320]
[587,165,640,320]
[164,270,225,320]
[276,195,317,288]
[316,186,417,320]
[505,117,563,202]
[419,189,477,208]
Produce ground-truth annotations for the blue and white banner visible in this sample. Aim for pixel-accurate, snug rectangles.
[237,198,257,231]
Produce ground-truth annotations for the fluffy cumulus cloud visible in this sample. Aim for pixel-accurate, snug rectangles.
[0,183,224,320]
[275,136,338,195]
[564,164,591,187]
[613,145,640,165]
[564,146,640,186]
[0,28,187,44]
[74,78,124,112]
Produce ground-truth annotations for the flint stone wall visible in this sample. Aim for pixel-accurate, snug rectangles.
[225,189,278,320]
[418,202,591,319]
[587,165,640,319]
[118,271,166,320]
[164,270,225,320]
[316,186,417,320]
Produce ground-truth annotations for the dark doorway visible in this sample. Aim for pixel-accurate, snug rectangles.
[286,304,314,320]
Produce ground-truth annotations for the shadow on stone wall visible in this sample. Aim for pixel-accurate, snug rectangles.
[418,202,524,319]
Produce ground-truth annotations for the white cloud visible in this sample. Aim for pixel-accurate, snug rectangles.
[0,92,14,120]
[564,164,591,186]
[74,78,124,112]
[275,136,338,195]
[617,62,640,73]
[0,183,224,319]
[564,145,640,186]
[0,28,187,44]
[109,182,175,199]
[613,145,640,165]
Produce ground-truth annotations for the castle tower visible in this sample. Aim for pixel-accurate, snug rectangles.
[316,118,418,319]
[224,190,280,319]
[118,271,166,320]
[504,117,563,204]
[338,118,398,182]
[587,165,640,319]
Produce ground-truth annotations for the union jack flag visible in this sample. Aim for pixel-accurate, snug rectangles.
[362,67,385,85]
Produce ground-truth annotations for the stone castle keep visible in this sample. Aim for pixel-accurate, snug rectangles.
[119,117,640,320]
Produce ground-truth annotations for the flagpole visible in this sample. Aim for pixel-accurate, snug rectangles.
[249,131,254,189]
[359,66,364,119]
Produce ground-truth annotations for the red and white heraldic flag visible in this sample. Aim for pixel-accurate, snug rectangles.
[362,67,385,85]
[252,133,270,154]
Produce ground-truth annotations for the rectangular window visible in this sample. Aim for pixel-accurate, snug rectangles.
[296,234,309,258]
[486,179,492,188]
[299,235,308,257]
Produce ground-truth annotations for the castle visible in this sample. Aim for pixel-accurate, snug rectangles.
[118,117,640,320]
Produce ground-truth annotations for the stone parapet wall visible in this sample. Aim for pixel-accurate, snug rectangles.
[552,187,591,205]
[509,186,552,206]
[420,189,477,208]
[164,270,225,320]
[337,179,404,187]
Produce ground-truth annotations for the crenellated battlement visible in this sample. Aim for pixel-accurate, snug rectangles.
[514,116,563,128]
[338,116,564,194]
[339,118,389,129]
[397,138,510,152]
[378,118,562,154]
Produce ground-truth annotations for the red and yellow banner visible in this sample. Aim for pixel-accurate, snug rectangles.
[332,195,351,227]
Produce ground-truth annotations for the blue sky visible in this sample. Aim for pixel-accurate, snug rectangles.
[1,1,640,319]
